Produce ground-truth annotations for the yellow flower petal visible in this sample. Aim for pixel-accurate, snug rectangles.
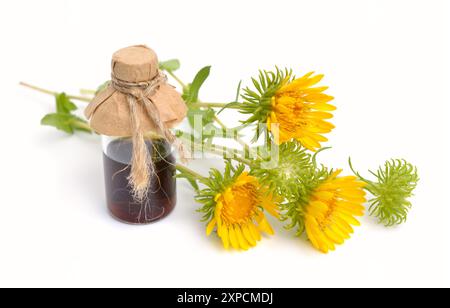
[305,217,321,251]
[336,201,365,214]
[208,167,280,251]
[241,224,257,247]
[311,103,337,111]
[206,218,216,236]
[223,189,234,205]
[337,212,361,226]
[249,223,262,241]
[336,206,364,218]
[306,86,329,93]
[257,213,275,235]
[334,216,354,234]
[313,190,335,201]
[310,220,332,253]
[302,169,364,253]
[269,72,335,149]
[235,226,250,250]
[329,224,350,240]
[220,225,230,250]
[228,226,239,249]
[324,227,344,245]
[304,93,334,104]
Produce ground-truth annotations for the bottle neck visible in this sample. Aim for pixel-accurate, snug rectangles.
[102,135,173,165]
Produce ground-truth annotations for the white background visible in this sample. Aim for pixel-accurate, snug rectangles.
[0,0,449,288]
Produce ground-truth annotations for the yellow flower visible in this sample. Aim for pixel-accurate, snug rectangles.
[206,172,279,250]
[304,170,366,253]
[267,72,335,151]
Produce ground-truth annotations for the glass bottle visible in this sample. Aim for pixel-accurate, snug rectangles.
[102,135,177,224]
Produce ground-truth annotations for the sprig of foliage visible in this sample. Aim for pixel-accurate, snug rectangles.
[41,93,91,134]
[350,158,419,226]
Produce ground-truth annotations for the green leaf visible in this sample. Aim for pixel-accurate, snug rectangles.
[217,101,241,115]
[159,59,181,72]
[41,113,73,134]
[41,113,91,135]
[55,93,77,114]
[183,66,211,104]
[234,80,243,102]
[186,177,200,191]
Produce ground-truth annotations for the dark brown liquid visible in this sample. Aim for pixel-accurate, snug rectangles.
[103,138,176,224]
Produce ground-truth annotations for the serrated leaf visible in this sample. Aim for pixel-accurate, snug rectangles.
[159,59,181,72]
[55,93,77,114]
[184,66,211,104]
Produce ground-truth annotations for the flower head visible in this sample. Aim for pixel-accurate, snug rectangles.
[350,159,419,226]
[304,170,366,253]
[268,72,335,150]
[239,68,335,151]
[251,141,314,197]
[196,162,279,250]
[282,164,366,253]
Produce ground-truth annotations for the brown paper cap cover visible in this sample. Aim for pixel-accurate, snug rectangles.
[85,45,187,136]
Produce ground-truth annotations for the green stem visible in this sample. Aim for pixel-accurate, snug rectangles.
[348,157,367,182]
[167,70,187,89]
[204,146,253,166]
[175,163,205,180]
[177,131,244,156]
[189,102,239,109]
[20,82,92,103]
[213,115,227,129]
[177,132,253,166]
[74,121,93,132]
[348,157,377,193]
[212,114,252,151]
[79,89,96,96]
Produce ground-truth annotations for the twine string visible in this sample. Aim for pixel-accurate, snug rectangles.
[111,71,186,201]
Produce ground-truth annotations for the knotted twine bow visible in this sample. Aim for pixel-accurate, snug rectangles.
[111,70,187,201]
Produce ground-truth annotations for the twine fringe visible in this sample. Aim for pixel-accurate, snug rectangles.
[111,71,187,201]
